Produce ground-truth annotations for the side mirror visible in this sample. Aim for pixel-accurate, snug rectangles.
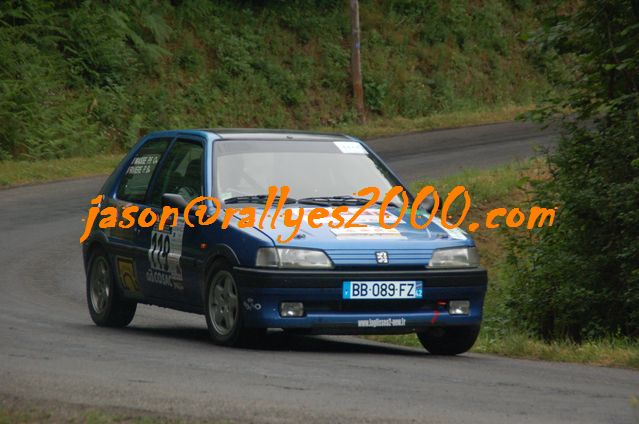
[162,193,188,209]
[420,194,435,214]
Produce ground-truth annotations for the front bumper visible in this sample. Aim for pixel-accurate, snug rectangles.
[234,267,487,334]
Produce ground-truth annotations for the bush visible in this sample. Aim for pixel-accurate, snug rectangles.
[505,0,639,340]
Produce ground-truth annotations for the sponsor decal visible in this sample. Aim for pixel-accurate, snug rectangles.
[314,207,397,224]
[115,256,139,292]
[146,217,185,290]
[333,141,367,154]
[330,225,404,239]
[125,154,161,175]
[357,318,407,328]
[243,297,262,311]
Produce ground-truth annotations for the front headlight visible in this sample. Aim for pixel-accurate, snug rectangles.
[255,247,333,269]
[428,247,480,268]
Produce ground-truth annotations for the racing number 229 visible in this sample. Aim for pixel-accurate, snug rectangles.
[149,232,170,271]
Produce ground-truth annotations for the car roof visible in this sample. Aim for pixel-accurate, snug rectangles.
[144,129,353,142]
[205,128,354,142]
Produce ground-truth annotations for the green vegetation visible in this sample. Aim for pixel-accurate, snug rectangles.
[0,104,529,189]
[0,0,549,161]
[367,160,639,369]
[3,0,635,368]
[316,103,532,139]
[505,0,639,341]
[0,154,122,188]
[0,400,229,424]
[0,405,160,424]
[368,332,639,369]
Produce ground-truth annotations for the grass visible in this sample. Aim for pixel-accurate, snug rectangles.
[368,159,639,370]
[473,332,639,369]
[366,333,639,369]
[0,405,164,424]
[0,399,230,424]
[0,154,122,189]
[0,106,530,189]
[315,104,532,140]
[410,158,534,207]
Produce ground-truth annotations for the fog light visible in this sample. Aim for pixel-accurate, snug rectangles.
[449,300,470,315]
[280,302,304,317]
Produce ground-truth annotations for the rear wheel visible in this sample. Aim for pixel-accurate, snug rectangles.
[204,261,265,347]
[86,249,136,327]
[417,325,480,355]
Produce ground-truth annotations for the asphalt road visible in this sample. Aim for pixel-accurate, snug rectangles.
[1,122,637,423]
[367,120,557,182]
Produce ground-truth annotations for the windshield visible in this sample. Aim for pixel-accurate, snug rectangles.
[214,139,404,203]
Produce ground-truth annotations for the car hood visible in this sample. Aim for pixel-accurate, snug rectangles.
[240,206,473,267]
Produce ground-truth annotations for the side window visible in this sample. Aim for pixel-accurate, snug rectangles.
[116,138,171,203]
[148,139,204,207]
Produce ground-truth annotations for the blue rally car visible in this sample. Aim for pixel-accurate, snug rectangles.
[83,129,487,355]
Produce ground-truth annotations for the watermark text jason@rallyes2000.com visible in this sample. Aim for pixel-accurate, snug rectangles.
[80,185,556,243]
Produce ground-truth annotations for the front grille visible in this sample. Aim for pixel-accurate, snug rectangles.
[324,248,432,267]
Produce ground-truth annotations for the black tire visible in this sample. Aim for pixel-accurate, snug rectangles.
[417,325,480,355]
[86,248,137,327]
[204,260,265,347]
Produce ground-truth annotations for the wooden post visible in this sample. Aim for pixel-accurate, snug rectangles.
[350,0,366,124]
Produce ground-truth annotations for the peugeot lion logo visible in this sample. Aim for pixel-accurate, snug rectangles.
[375,251,389,264]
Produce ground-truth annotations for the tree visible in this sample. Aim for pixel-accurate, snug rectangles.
[506,0,639,340]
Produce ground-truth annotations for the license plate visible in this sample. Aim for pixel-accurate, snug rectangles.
[342,281,423,300]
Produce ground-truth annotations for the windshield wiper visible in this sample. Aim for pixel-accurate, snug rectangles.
[375,199,402,208]
[224,194,297,205]
[297,195,367,206]
[297,195,401,208]
[226,194,402,208]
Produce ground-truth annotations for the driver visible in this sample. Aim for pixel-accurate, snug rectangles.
[176,158,201,202]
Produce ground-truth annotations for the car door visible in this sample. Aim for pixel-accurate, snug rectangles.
[108,137,172,299]
[135,137,206,309]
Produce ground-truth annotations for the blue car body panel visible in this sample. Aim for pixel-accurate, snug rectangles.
[83,129,487,333]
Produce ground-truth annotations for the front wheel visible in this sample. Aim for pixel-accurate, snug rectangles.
[417,325,480,355]
[204,261,264,347]
[86,249,136,327]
